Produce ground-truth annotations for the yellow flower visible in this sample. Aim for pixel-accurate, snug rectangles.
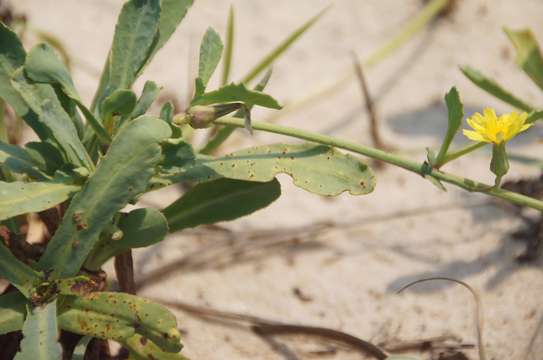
[463,108,531,144]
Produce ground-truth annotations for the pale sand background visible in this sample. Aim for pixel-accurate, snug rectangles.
[14,0,543,359]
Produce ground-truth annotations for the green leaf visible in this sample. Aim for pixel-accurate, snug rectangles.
[124,334,187,360]
[15,300,62,360]
[221,6,235,86]
[131,80,160,119]
[91,0,193,111]
[24,142,64,175]
[192,83,281,109]
[0,241,40,297]
[38,116,171,278]
[101,89,137,120]
[241,8,326,84]
[435,87,464,166]
[0,23,31,119]
[160,101,174,123]
[0,291,27,335]
[109,0,161,91]
[164,178,280,232]
[11,69,93,169]
[86,208,168,269]
[58,292,181,353]
[0,141,49,180]
[460,66,534,112]
[159,142,375,196]
[25,43,77,99]
[504,27,543,91]
[24,43,111,145]
[0,180,80,221]
[197,27,223,91]
[148,0,194,64]
[200,69,273,155]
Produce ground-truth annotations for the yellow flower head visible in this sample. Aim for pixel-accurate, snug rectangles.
[463,108,531,144]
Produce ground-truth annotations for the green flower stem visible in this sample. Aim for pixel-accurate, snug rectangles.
[215,116,543,212]
[441,142,485,165]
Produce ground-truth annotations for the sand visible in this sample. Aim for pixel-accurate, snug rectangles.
[12,0,543,358]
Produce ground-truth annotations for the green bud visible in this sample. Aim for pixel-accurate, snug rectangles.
[73,167,90,178]
[172,103,243,129]
[490,142,509,187]
[111,230,124,241]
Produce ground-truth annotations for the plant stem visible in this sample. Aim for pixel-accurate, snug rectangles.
[215,116,543,212]
[441,142,485,165]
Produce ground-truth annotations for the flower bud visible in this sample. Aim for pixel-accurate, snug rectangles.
[490,142,509,187]
[172,103,243,129]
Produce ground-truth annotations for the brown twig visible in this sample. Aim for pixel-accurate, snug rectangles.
[382,335,474,353]
[252,323,388,360]
[114,250,136,295]
[157,299,388,360]
[352,52,386,151]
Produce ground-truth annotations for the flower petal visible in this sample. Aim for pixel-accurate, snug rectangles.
[463,129,487,142]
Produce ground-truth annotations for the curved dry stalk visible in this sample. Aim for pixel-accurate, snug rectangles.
[158,299,389,360]
[397,277,486,360]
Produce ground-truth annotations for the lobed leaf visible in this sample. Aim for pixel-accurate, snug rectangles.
[0,291,27,335]
[14,300,62,360]
[164,178,281,232]
[11,69,93,169]
[109,0,160,91]
[435,87,464,166]
[58,292,182,353]
[192,82,281,109]
[504,27,543,91]
[0,180,80,221]
[159,142,375,196]
[38,116,171,278]
[197,27,224,93]
[460,66,534,112]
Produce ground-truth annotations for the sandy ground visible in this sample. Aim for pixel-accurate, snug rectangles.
[12,0,543,359]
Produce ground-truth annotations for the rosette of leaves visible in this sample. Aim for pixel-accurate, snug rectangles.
[0,0,375,358]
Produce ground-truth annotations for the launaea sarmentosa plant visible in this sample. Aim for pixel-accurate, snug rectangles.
[2,0,543,358]
[0,0,375,358]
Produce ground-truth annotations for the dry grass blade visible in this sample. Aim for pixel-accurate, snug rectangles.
[157,299,389,360]
[351,51,389,167]
[397,277,486,360]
